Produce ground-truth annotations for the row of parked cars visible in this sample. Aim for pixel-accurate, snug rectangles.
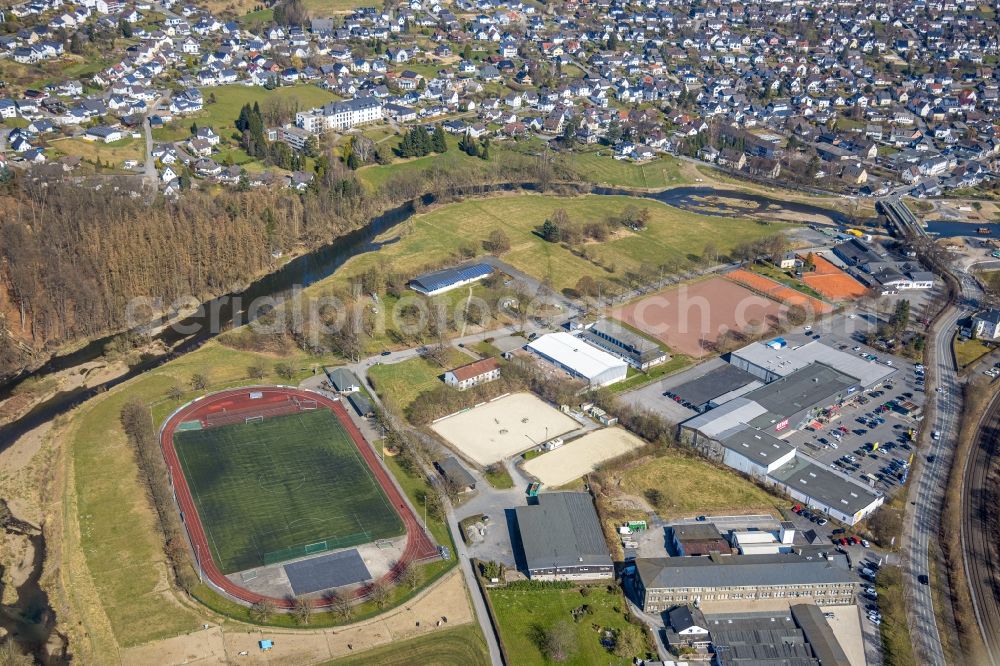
[831,534,871,548]
[791,504,828,525]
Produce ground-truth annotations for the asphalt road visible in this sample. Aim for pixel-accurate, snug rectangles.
[963,389,1000,666]
[901,269,982,665]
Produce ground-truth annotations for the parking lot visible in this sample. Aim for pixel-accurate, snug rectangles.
[780,313,928,499]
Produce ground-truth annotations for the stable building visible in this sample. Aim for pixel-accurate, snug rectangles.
[514,492,613,581]
[578,319,668,370]
[409,263,493,296]
[526,332,628,387]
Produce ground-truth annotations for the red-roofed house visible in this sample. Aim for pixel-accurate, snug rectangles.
[444,358,501,390]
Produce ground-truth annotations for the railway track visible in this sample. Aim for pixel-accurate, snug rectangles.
[962,389,1000,666]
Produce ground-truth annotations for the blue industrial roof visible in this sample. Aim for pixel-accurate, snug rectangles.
[410,263,493,292]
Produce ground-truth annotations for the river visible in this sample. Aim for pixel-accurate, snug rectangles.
[0,183,852,448]
[0,181,855,660]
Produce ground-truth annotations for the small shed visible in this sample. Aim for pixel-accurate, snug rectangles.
[259,639,273,651]
[325,367,361,394]
[347,392,374,418]
[435,456,476,492]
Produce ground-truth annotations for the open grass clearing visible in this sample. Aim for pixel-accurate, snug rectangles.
[355,135,478,190]
[156,85,337,147]
[50,137,144,166]
[325,623,489,665]
[489,584,651,665]
[314,193,791,294]
[606,451,785,520]
[953,335,993,369]
[559,150,687,189]
[368,348,470,411]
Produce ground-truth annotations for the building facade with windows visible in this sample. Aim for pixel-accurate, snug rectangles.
[634,551,857,613]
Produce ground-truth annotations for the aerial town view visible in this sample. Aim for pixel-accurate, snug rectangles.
[1,0,1000,663]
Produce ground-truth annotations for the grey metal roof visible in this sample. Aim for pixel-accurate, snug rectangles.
[325,367,361,392]
[515,492,612,571]
[671,364,759,407]
[790,603,852,666]
[581,319,666,364]
[769,456,882,516]
[636,551,855,590]
[718,426,796,468]
[672,523,723,542]
[744,363,857,419]
[681,398,768,440]
[436,456,476,489]
[730,340,896,387]
[346,392,373,416]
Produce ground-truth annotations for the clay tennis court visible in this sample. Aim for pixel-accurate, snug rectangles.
[616,277,783,357]
[522,427,646,487]
[800,255,867,300]
[430,392,577,466]
[726,269,833,315]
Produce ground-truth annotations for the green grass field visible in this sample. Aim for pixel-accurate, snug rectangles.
[954,336,992,368]
[326,624,489,665]
[368,349,469,411]
[356,135,480,190]
[489,585,651,665]
[560,151,687,189]
[317,194,789,294]
[612,453,784,519]
[155,84,337,147]
[174,409,403,573]
[66,342,326,651]
[50,137,145,166]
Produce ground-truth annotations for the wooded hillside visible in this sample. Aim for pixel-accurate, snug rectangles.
[0,150,556,381]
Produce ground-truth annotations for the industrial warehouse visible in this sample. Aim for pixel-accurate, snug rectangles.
[513,492,614,581]
[677,339,892,525]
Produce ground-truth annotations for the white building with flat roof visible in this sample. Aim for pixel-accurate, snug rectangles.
[728,340,896,387]
[527,332,628,387]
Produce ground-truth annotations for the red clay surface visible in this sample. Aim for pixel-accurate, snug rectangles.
[726,269,834,315]
[800,255,867,300]
[159,386,438,608]
[615,277,783,357]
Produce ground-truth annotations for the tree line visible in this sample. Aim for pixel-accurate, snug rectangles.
[0,144,567,382]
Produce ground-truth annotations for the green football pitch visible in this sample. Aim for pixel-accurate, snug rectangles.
[174,409,404,574]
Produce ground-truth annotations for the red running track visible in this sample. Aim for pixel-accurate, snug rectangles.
[159,386,439,608]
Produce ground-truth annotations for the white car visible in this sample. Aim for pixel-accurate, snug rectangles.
[861,539,871,548]
[803,325,812,332]
[936,387,944,392]
[932,431,941,440]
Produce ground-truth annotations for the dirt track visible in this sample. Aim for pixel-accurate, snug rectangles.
[120,568,473,666]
